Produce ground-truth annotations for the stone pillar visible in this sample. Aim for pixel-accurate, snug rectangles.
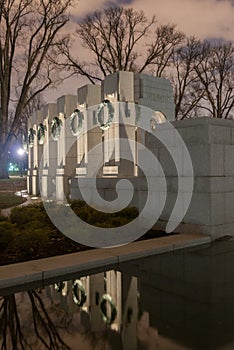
[41,103,57,199]
[56,95,77,201]
[27,116,34,195]
[76,84,101,177]
[31,109,44,196]
[134,73,175,121]
[101,71,136,178]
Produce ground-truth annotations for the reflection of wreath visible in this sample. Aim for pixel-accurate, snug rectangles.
[97,99,114,130]
[28,128,36,148]
[54,282,65,292]
[22,131,28,152]
[100,293,117,325]
[37,123,47,144]
[72,280,87,306]
[70,109,84,136]
[51,116,62,141]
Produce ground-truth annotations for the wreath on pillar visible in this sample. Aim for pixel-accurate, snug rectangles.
[97,99,114,130]
[51,116,62,141]
[28,128,36,148]
[100,293,117,325]
[37,123,47,144]
[72,279,87,306]
[70,109,84,136]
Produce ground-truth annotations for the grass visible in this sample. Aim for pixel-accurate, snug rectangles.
[0,192,27,209]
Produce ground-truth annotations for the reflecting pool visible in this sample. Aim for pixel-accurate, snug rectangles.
[1,238,234,349]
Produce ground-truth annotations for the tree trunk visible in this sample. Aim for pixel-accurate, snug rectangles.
[0,147,9,179]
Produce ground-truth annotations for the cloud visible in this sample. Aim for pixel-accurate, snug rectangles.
[131,0,234,40]
[71,0,234,40]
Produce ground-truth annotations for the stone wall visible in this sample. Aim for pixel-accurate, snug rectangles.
[166,117,234,239]
[71,117,234,240]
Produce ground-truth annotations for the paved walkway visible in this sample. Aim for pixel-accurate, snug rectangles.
[1,191,41,217]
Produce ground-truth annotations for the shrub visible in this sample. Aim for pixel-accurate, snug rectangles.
[0,222,18,250]
[117,207,139,219]
[16,228,50,256]
[0,212,8,222]
[10,205,51,229]
[69,200,139,227]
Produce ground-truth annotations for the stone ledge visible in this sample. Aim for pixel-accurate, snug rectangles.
[0,234,210,295]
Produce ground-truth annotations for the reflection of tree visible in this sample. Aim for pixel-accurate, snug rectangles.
[0,291,70,350]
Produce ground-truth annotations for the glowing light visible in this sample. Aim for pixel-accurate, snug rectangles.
[17,148,25,156]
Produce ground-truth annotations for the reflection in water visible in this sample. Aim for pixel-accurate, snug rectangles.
[0,291,70,349]
[2,240,234,349]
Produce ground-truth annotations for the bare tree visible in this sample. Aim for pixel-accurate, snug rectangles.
[194,40,234,119]
[171,37,205,119]
[0,0,73,178]
[57,7,184,83]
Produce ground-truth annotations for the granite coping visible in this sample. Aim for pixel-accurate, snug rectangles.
[0,233,210,294]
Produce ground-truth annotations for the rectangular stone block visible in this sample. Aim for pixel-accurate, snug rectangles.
[78,84,101,107]
[209,125,231,144]
[231,128,234,144]
[210,177,234,193]
[186,144,224,176]
[43,103,57,121]
[224,192,234,224]
[183,192,211,226]
[224,145,234,176]
[210,144,224,176]
[176,125,209,145]
[211,193,225,225]
[159,146,184,177]
[57,95,77,117]
[134,73,175,121]
[102,71,134,102]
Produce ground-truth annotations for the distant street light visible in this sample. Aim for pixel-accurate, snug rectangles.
[17,148,25,176]
[17,148,25,156]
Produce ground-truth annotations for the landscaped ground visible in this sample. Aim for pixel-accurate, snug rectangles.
[0,201,141,265]
[0,178,169,266]
[0,192,27,209]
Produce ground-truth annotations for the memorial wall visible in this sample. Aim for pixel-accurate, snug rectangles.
[26,71,234,240]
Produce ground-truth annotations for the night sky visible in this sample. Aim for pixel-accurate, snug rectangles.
[46,0,234,101]
[73,0,234,40]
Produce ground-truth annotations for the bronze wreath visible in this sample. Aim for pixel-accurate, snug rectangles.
[97,99,115,130]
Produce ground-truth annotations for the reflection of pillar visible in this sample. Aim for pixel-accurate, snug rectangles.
[106,270,122,331]
[88,272,106,332]
[121,275,138,350]
[56,95,77,201]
